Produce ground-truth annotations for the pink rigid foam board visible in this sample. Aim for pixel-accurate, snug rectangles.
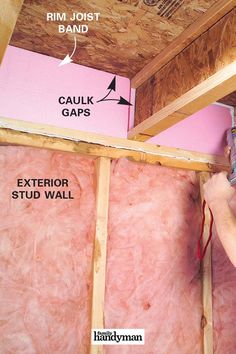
[148,105,232,155]
[0,46,131,138]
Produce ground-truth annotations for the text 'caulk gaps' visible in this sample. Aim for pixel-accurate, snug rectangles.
[59,36,77,66]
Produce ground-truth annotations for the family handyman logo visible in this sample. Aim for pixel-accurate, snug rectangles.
[91,329,144,345]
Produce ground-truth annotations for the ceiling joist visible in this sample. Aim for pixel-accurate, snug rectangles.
[131,0,236,88]
[128,61,236,141]
[130,7,236,140]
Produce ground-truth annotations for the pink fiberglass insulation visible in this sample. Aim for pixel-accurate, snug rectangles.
[105,159,202,354]
[0,146,95,354]
[212,197,236,354]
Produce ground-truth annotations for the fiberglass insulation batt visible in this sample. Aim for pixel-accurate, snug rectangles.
[1,147,235,354]
[212,196,236,353]
[105,159,202,354]
[0,146,95,354]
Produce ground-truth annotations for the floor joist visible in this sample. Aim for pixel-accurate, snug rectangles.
[132,7,236,137]
[128,61,236,141]
[0,117,229,173]
[131,0,236,89]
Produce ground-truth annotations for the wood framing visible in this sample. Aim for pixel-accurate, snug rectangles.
[0,0,24,64]
[132,7,236,136]
[199,172,213,354]
[131,0,236,88]
[128,62,236,141]
[0,117,229,172]
[90,157,111,354]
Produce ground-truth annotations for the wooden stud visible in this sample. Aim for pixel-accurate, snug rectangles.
[0,123,229,173]
[90,157,111,354]
[131,0,236,88]
[128,61,236,141]
[0,0,24,64]
[199,172,213,354]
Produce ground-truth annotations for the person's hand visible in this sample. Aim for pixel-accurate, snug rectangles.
[203,172,235,209]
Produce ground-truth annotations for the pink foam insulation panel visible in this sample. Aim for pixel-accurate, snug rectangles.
[0,47,231,157]
[0,146,95,353]
[148,104,232,155]
[0,46,131,138]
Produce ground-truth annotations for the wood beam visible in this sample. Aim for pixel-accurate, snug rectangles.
[0,0,24,64]
[131,0,236,88]
[0,117,229,172]
[199,172,213,354]
[129,61,236,141]
[133,7,236,132]
[90,157,111,354]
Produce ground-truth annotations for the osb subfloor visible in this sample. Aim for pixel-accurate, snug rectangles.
[10,0,217,77]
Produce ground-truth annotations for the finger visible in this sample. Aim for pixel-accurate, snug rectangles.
[220,171,228,177]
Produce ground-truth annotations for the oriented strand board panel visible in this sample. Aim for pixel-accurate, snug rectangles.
[10,0,218,78]
[0,146,96,354]
[105,158,202,353]
[135,7,236,126]
[131,0,236,88]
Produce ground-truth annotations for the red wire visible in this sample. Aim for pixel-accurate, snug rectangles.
[197,200,214,260]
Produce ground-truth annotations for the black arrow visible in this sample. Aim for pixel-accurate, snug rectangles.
[118,96,132,106]
[97,76,132,106]
[97,77,117,103]
[97,97,132,106]
[107,76,116,91]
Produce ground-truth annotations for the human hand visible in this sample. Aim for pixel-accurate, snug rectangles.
[203,172,235,210]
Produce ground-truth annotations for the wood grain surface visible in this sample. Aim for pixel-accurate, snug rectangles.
[10,0,217,77]
[134,7,236,125]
